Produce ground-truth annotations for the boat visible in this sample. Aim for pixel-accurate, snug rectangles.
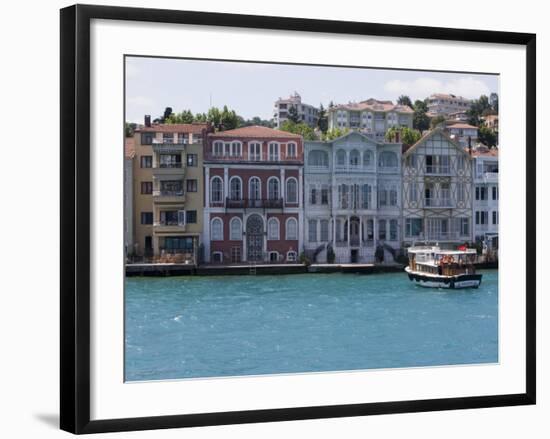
[405,245,482,289]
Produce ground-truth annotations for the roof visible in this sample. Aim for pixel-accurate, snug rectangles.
[330,98,413,114]
[470,146,499,157]
[208,125,302,139]
[136,123,209,134]
[428,93,471,101]
[403,127,467,157]
[124,137,135,159]
[446,123,478,130]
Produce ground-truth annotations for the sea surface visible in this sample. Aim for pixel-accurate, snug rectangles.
[125,270,498,381]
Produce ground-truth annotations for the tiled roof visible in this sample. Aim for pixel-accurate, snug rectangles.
[136,123,209,134]
[331,98,413,114]
[125,137,135,158]
[208,125,302,139]
[471,146,498,157]
[429,93,470,101]
[446,123,478,130]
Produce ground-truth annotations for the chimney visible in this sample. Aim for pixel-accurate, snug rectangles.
[144,115,151,127]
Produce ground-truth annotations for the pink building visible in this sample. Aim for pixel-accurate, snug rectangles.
[203,126,304,264]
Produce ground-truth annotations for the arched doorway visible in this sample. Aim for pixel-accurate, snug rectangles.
[344,216,361,247]
[246,214,264,261]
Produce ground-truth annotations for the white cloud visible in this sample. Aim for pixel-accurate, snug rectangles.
[384,76,491,100]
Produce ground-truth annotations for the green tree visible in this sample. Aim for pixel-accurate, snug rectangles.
[430,115,446,129]
[413,99,430,132]
[385,126,421,145]
[165,109,195,124]
[321,127,349,141]
[194,113,207,123]
[219,105,239,131]
[317,103,328,133]
[287,105,301,124]
[467,95,491,126]
[478,125,497,147]
[279,120,317,140]
[397,95,413,108]
[125,122,136,137]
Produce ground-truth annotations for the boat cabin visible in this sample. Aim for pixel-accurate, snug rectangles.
[407,246,477,276]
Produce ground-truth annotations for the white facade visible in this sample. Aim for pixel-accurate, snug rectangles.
[304,132,402,264]
[273,92,319,128]
[427,93,472,116]
[445,123,478,147]
[402,129,474,246]
[472,149,499,248]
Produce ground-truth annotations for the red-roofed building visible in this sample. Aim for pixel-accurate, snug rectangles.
[203,126,304,264]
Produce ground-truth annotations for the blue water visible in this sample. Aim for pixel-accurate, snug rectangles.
[125,271,498,381]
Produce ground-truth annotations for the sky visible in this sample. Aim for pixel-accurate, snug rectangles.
[125,56,499,124]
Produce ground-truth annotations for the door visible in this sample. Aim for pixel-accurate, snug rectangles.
[246,214,264,261]
[349,216,360,246]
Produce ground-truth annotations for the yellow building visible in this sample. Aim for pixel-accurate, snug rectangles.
[131,118,211,264]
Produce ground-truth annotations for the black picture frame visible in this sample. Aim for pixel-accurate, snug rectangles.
[60,4,536,434]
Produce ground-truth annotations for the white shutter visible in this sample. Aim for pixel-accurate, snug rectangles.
[178,210,186,226]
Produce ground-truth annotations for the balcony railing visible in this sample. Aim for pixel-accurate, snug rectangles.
[153,190,184,197]
[204,152,300,162]
[157,162,183,168]
[153,138,188,145]
[425,166,451,175]
[154,221,185,226]
[424,198,453,208]
[224,198,284,209]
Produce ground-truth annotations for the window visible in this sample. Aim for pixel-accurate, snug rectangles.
[321,187,329,205]
[409,182,418,203]
[140,155,152,168]
[339,185,349,209]
[389,189,398,206]
[212,252,223,263]
[160,210,185,226]
[211,218,223,240]
[141,212,153,225]
[267,218,279,240]
[141,133,154,145]
[229,177,242,200]
[336,149,346,166]
[177,133,189,144]
[211,177,223,203]
[159,154,182,168]
[363,150,373,167]
[476,187,487,201]
[185,210,197,224]
[160,180,183,195]
[163,133,174,144]
[456,155,465,171]
[405,218,423,237]
[249,142,261,161]
[213,141,224,156]
[287,251,297,262]
[349,149,360,167]
[457,182,465,203]
[308,220,317,242]
[378,219,387,240]
[362,184,371,209]
[286,178,297,203]
[286,218,298,240]
[320,220,329,242]
[475,211,489,225]
[231,247,242,263]
[230,217,242,240]
[269,252,280,262]
[164,237,193,252]
[378,151,398,168]
[310,187,317,205]
[441,182,450,206]
[287,142,297,158]
[492,186,498,200]
[269,142,279,161]
[141,181,152,195]
[186,154,198,167]
[249,177,261,200]
[389,219,398,241]
[268,178,280,200]
[459,218,469,236]
[492,211,499,225]
[308,150,328,167]
[378,188,388,207]
[231,142,242,157]
[186,179,198,192]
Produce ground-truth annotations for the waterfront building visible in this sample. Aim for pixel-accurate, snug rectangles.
[304,131,402,263]
[445,122,479,147]
[132,116,212,261]
[203,126,304,264]
[273,92,319,128]
[402,128,474,246]
[327,99,413,142]
[426,93,472,116]
[125,137,135,259]
[471,145,499,249]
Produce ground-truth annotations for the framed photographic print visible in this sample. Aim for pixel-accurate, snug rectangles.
[60,4,536,434]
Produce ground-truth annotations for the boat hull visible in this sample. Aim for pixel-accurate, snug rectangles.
[405,267,482,289]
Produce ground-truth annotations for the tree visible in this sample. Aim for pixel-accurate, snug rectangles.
[125,122,136,137]
[397,95,413,108]
[317,103,328,133]
[321,127,349,141]
[385,126,421,145]
[478,125,497,147]
[219,105,239,131]
[287,105,301,124]
[279,120,317,141]
[430,115,446,129]
[413,99,430,132]
[467,95,491,126]
[165,109,194,124]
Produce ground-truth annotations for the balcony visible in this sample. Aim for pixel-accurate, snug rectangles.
[153,221,186,233]
[424,198,454,208]
[425,166,451,175]
[152,162,185,177]
[224,198,284,209]
[153,190,185,203]
[477,172,498,183]
[204,152,301,163]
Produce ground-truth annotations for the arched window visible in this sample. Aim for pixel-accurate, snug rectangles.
[211,217,223,240]
[267,217,280,240]
[286,251,297,262]
[229,176,242,200]
[336,149,346,166]
[349,149,360,167]
[363,150,373,167]
[378,151,398,168]
[287,142,297,158]
[231,141,242,157]
[286,178,297,203]
[229,217,242,240]
[249,177,261,200]
[213,141,224,156]
[308,150,328,167]
[286,217,298,240]
[211,176,223,203]
[268,177,280,200]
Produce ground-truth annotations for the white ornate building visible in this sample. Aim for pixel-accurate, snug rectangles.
[472,146,499,249]
[402,128,474,246]
[304,132,402,263]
